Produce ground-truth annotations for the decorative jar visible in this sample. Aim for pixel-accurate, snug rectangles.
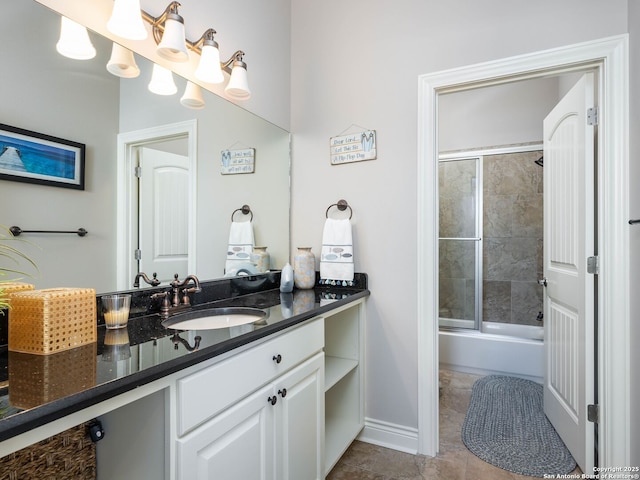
[251,246,270,273]
[293,247,315,289]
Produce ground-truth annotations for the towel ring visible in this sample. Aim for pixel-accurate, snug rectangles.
[326,199,352,219]
[231,204,253,221]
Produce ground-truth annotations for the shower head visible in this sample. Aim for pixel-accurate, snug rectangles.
[535,156,543,167]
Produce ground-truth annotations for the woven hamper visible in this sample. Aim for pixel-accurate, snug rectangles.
[0,422,96,480]
[8,288,96,354]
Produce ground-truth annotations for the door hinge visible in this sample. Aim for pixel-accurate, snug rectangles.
[587,107,598,126]
[587,256,599,275]
[134,249,142,260]
[134,166,142,178]
[587,404,599,423]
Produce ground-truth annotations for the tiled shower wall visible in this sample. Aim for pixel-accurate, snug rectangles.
[439,150,544,327]
[483,150,543,326]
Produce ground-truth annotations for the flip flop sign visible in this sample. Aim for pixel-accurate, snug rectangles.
[330,130,376,165]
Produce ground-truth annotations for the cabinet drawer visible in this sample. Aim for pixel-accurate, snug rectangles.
[177,317,324,435]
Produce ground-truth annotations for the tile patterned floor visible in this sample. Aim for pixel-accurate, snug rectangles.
[326,369,582,480]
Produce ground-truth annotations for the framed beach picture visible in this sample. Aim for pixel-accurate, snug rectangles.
[0,123,85,190]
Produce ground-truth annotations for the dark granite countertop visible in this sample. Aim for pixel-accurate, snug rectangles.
[0,273,369,442]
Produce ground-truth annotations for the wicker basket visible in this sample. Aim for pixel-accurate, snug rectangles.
[9,342,97,410]
[8,288,96,354]
[0,422,96,480]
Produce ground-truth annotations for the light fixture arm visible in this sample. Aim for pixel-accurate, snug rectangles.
[221,51,246,75]
[139,2,246,74]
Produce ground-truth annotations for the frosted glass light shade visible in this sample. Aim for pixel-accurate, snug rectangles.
[180,82,206,109]
[107,0,147,40]
[107,43,140,78]
[148,64,177,95]
[157,14,189,62]
[224,61,251,100]
[195,43,224,84]
[56,17,96,60]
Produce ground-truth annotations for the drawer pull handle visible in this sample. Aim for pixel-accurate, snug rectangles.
[272,354,282,364]
[267,395,278,406]
[278,388,287,398]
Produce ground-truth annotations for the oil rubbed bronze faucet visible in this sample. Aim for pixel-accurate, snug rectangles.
[170,274,202,307]
[133,271,161,288]
[152,274,203,319]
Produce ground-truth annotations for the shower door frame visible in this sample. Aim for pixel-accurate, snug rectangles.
[438,154,483,331]
[438,144,545,333]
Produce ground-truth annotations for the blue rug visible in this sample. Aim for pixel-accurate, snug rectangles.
[461,375,576,477]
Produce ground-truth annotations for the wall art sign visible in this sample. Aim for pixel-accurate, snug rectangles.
[0,123,85,190]
[330,129,377,165]
[221,148,255,174]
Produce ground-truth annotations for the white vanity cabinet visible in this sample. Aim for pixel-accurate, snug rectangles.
[174,318,325,480]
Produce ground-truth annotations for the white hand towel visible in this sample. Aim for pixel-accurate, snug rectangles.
[225,221,255,275]
[320,218,354,285]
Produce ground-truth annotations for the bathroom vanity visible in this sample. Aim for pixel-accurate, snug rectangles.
[0,273,368,479]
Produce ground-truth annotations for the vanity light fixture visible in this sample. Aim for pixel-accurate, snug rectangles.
[180,81,206,109]
[106,43,140,78]
[107,0,148,41]
[194,29,224,84]
[56,16,96,60]
[148,64,178,95]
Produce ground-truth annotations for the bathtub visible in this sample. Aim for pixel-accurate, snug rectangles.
[439,321,544,383]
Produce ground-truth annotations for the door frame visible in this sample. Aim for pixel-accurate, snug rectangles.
[417,35,630,469]
[116,120,198,290]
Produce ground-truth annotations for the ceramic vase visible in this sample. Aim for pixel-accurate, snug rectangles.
[293,247,315,289]
[252,246,270,273]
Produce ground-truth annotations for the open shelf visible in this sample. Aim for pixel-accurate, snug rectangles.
[325,356,358,392]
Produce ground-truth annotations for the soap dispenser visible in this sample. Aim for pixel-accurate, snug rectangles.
[280,262,294,293]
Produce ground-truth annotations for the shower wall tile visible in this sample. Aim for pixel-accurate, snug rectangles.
[439,277,474,320]
[483,237,539,282]
[511,281,544,325]
[483,194,513,237]
[512,194,543,237]
[484,152,541,195]
[439,240,475,279]
[483,281,511,323]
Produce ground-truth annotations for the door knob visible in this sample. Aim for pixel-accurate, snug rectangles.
[538,278,547,287]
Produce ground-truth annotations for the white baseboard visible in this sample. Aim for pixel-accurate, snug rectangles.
[357,418,419,455]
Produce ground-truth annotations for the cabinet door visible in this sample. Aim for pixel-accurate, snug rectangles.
[176,384,276,480]
[275,352,325,480]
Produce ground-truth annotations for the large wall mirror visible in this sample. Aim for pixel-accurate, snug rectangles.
[1,1,290,293]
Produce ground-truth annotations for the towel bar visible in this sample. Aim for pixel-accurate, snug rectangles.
[629,219,640,225]
[326,199,353,219]
[231,205,253,221]
[9,226,88,237]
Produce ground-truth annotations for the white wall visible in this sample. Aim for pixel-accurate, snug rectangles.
[438,76,560,152]
[1,2,120,292]
[290,0,628,442]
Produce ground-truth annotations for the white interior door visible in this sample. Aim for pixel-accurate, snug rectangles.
[542,73,595,473]
[139,147,189,284]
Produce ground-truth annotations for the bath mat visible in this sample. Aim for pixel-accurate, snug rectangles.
[461,375,576,477]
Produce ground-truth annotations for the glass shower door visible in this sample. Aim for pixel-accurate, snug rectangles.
[438,157,481,330]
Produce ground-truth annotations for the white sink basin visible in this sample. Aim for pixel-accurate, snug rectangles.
[162,307,267,330]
